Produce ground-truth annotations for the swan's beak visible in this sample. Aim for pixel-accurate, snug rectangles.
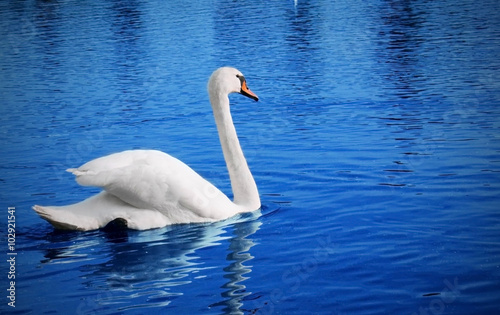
[240,81,259,101]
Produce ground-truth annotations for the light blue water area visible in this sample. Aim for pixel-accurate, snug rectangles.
[1,0,500,314]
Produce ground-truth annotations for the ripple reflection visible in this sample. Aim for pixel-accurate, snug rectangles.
[37,212,261,313]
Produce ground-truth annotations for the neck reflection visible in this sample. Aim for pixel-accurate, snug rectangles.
[211,214,262,314]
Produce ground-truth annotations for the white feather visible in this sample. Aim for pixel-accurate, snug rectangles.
[33,67,260,231]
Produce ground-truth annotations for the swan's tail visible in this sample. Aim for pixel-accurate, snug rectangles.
[33,205,85,230]
[32,191,114,231]
[32,191,170,231]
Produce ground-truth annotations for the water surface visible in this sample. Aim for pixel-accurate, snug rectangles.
[1,0,500,314]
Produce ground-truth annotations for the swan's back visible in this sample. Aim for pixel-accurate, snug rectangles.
[69,150,238,221]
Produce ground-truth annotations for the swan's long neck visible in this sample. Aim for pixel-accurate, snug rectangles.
[211,93,260,211]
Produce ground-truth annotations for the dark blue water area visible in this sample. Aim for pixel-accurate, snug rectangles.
[1,0,500,314]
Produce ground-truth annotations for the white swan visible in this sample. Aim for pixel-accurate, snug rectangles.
[33,67,260,231]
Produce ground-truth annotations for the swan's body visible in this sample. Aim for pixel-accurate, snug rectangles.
[33,67,260,231]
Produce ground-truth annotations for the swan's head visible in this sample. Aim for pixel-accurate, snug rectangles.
[208,67,259,102]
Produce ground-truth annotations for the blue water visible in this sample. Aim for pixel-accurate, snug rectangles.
[1,0,500,314]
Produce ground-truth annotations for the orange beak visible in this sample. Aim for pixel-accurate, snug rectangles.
[240,80,259,101]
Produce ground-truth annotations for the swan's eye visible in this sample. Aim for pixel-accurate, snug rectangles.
[236,74,246,86]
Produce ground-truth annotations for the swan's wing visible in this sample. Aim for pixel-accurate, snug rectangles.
[68,150,234,220]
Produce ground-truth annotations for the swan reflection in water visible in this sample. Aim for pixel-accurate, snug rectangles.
[39,211,262,314]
